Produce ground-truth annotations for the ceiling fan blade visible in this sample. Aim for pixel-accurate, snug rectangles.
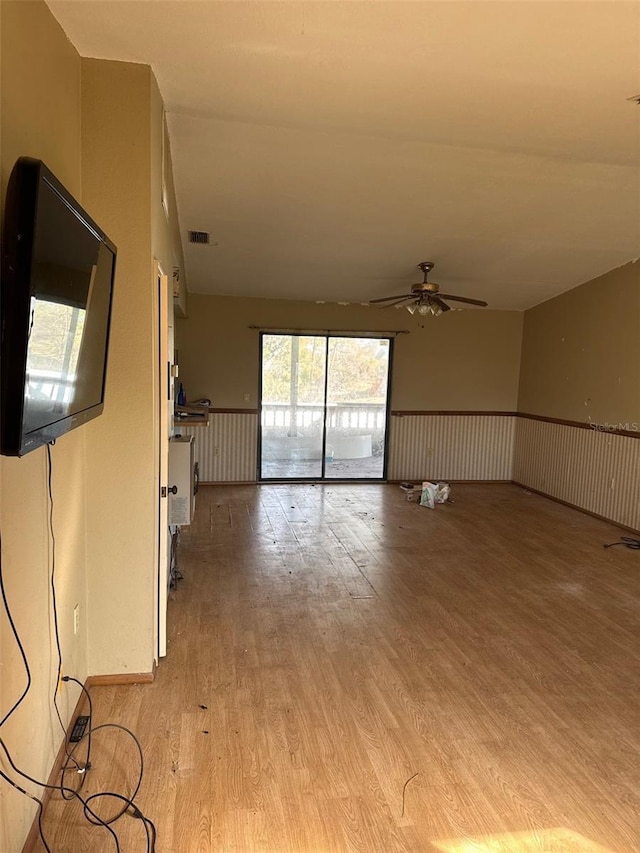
[439,294,488,307]
[433,297,451,312]
[376,296,416,309]
[368,293,414,304]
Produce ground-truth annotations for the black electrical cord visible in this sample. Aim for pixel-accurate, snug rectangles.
[45,443,157,849]
[75,724,157,853]
[0,532,32,729]
[604,536,640,550]
[0,766,52,853]
[0,520,103,850]
[1,726,157,853]
[0,529,55,851]
[46,446,79,743]
[60,675,93,798]
[0,533,58,852]
[0,737,122,852]
[64,722,143,823]
[70,721,158,851]
[45,444,86,779]
[0,443,157,851]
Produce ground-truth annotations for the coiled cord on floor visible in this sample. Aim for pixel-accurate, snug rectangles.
[604,536,640,550]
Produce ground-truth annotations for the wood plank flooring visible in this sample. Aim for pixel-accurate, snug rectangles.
[36,484,640,852]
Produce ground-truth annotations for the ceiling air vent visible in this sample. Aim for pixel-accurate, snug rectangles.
[188,230,210,244]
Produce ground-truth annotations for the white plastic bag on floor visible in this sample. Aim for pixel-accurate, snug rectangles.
[420,481,438,508]
[420,481,451,508]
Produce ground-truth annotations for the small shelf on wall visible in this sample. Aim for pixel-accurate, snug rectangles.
[174,404,210,427]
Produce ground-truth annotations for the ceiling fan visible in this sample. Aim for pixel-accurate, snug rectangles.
[369,262,488,316]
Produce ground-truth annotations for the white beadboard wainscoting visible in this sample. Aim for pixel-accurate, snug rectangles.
[513,416,640,531]
[388,414,516,482]
[182,411,517,485]
[179,412,258,483]
[178,411,640,531]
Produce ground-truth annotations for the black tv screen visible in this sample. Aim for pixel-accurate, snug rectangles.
[1,157,116,456]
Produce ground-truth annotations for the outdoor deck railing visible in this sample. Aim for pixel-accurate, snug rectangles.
[261,402,386,433]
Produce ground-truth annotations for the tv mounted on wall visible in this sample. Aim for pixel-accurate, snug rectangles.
[1,157,117,457]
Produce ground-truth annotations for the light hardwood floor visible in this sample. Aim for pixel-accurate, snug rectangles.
[36,484,639,852]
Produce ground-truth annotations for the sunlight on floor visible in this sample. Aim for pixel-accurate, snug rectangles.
[433,827,614,853]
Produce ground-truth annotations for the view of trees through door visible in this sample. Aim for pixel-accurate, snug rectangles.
[259,334,391,479]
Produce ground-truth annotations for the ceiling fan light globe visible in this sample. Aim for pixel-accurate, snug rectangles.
[406,304,416,315]
[417,303,430,315]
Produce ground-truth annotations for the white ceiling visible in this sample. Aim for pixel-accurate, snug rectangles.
[48,1,640,310]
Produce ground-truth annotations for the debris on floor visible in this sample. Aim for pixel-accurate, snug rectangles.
[400,481,452,506]
[399,482,420,501]
[420,481,451,508]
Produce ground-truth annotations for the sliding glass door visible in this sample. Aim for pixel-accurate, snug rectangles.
[260,334,326,479]
[324,336,390,479]
[259,333,391,480]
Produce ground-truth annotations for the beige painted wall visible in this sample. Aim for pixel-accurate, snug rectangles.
[81,60,184,676]
[151,75,186,285]
[0,3,87,849]
[165,128,189,319]
[176,295,523,411]
[0,7,185,847]
[518,261,640,425]
[81,59,157,676]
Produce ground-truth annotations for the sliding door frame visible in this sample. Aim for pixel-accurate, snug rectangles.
[257,331,394,483]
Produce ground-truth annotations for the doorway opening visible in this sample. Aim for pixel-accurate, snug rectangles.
[259,333,392,480]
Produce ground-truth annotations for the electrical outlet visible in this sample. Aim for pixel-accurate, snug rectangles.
[73,605,80,636]
[425,447,433,456]
[243,392,250,402]
[214,446,220,457]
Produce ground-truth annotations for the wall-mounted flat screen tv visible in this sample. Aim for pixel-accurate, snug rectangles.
[1,157,117,456]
